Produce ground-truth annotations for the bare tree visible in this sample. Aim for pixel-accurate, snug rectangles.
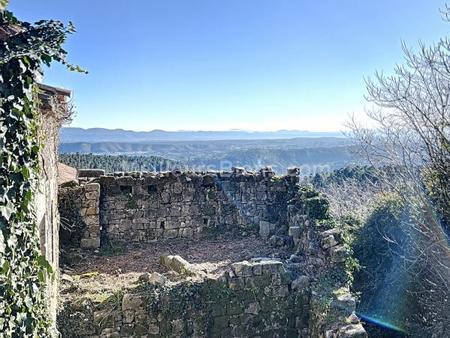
[348,8,450,336]
[321,177,382,221]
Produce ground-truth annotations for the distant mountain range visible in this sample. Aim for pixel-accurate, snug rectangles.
[59,128,355,174]
[60,127,344,143]
[59,133,355,174]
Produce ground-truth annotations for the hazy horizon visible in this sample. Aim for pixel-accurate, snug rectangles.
[64,126,345,133]
[10,0,450,132]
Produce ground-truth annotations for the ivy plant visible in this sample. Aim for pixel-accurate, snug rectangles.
[0,8,84,337]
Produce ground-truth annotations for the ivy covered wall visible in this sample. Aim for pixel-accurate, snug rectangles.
[0,8,81,337]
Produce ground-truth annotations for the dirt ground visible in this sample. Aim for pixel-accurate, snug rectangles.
[64,232,288,277]
[60,233,289,300]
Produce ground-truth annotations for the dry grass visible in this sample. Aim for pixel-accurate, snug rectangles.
[60,232,288,300]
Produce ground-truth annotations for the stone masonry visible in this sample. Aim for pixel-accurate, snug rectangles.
[59,182,101,249]
[34,83,71,332]
[59,167,300,248]
[58,167,368,338]
[59,259,311,337]
[58,254,366,338]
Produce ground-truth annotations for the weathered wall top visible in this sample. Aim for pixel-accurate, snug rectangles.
[88,166,299,180]
[60,167,302,249]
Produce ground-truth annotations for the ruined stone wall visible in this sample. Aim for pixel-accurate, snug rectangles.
[58,259,310,338]
[58,257,366,338]
[35,109,60,326]
[60,167,301,247]
[35,85,70,329]
[57,169,368,338]
[59,182,101,249]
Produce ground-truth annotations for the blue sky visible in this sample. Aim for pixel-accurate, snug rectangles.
[9,0,450,131]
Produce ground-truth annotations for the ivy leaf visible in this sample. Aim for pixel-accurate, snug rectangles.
[40,54,52,67]
[36,255,53,274]
[0,7,82,335]
[37,270,45,283]
[1,260,10,275]
[0,0,9,10]
[21,167,30,180]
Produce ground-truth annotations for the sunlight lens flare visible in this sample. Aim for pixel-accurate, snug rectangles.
[358,313,406,333]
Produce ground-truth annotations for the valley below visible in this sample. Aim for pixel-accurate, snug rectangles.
[59,128,356,174]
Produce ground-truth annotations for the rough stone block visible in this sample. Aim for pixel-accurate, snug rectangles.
[330,245,349,263]
[260,166,274,178]
[287,167,300,176]
[269,235,285,247]
[163,229,178,239]
[288,226,302,238]
[160,255,196,275]
[78,169,105,178]
[138,272,167,285]
[180,228,193,238]
[232,167,245,174]
[123,309,134,324]
[259,221,275,238]
[322,234,338,249]
[171,319,184,334]
[80,237,100,249]
[252,264,263,276]
[122,293,143,311]
[330,290,357,321]
[231,261,253,277]
[84,183,101,192]
[338,324,367,338]
[85,206,99,216]
[291,275,310,291]
[321,228,342,239]
[84,215,99,226]
[100,328,120,338]
[85,191,99,200]
[161,191,171,203]
[148,323,160,335]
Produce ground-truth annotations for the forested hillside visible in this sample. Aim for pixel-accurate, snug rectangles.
[59,153,178,173]
[59,137,356,174]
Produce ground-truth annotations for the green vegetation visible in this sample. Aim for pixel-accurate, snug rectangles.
[424,168,450,233]
[346,6,450,335]
[99,242,127,257]
[351,194,413,336]
[59,186,86,248]
[59,138,355,174]
[0,7,81,336]
[312,165,379,188]
[59,153,178,173]
[319,165,450,336]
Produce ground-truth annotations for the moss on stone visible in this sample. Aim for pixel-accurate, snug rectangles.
[305,196,330,220]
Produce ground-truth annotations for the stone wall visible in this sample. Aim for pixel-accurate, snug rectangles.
[58,259,311,338]
[58,168,368,337]
[60,167,300,248]
[59,256,366,338]
[35,84,71,331]
[59,182,101,249]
